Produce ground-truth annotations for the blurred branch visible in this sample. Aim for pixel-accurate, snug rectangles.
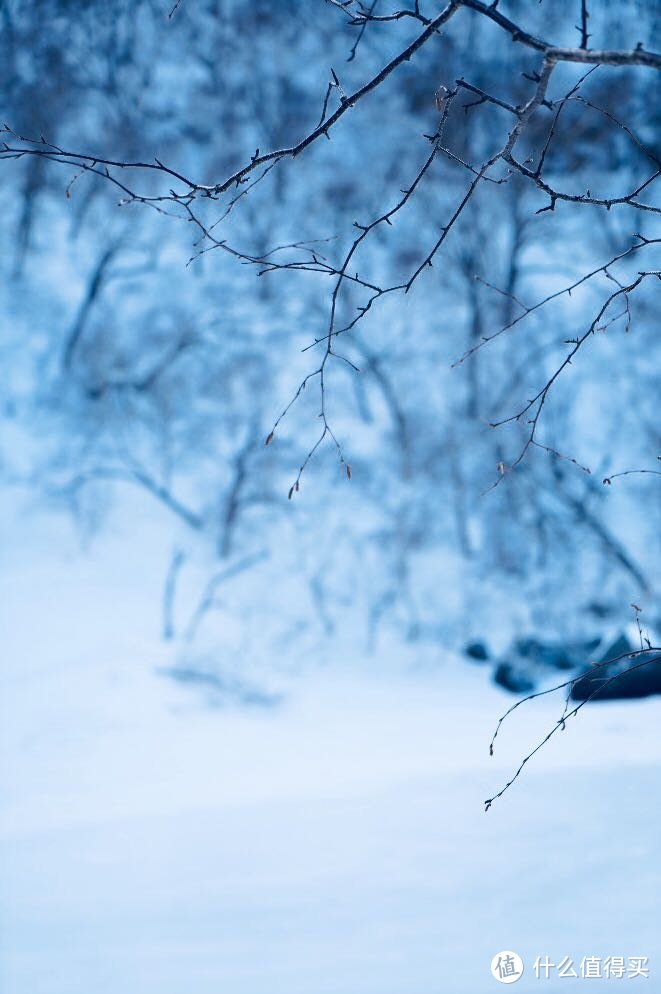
[185,551,268,642]
[62,239,123,371]
[61,467,203,531]
[162,546,185,640]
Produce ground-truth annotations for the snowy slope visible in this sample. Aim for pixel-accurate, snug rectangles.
[1,495,660,994]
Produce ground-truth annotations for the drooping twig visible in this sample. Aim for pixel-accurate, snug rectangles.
[486,645,661,810]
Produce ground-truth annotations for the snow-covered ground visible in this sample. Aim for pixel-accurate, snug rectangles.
[1,493,660,994]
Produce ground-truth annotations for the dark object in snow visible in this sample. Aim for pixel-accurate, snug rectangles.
[492,634,603,695]
[465,641,489,662]
[570,633,661,702]
[514,636,576,670]
[586,601,614,619]
[493,662,535,695]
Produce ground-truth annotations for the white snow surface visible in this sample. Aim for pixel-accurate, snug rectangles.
[1,493,660,994]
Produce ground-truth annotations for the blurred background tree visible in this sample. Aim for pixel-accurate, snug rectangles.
[1,0,659,681]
